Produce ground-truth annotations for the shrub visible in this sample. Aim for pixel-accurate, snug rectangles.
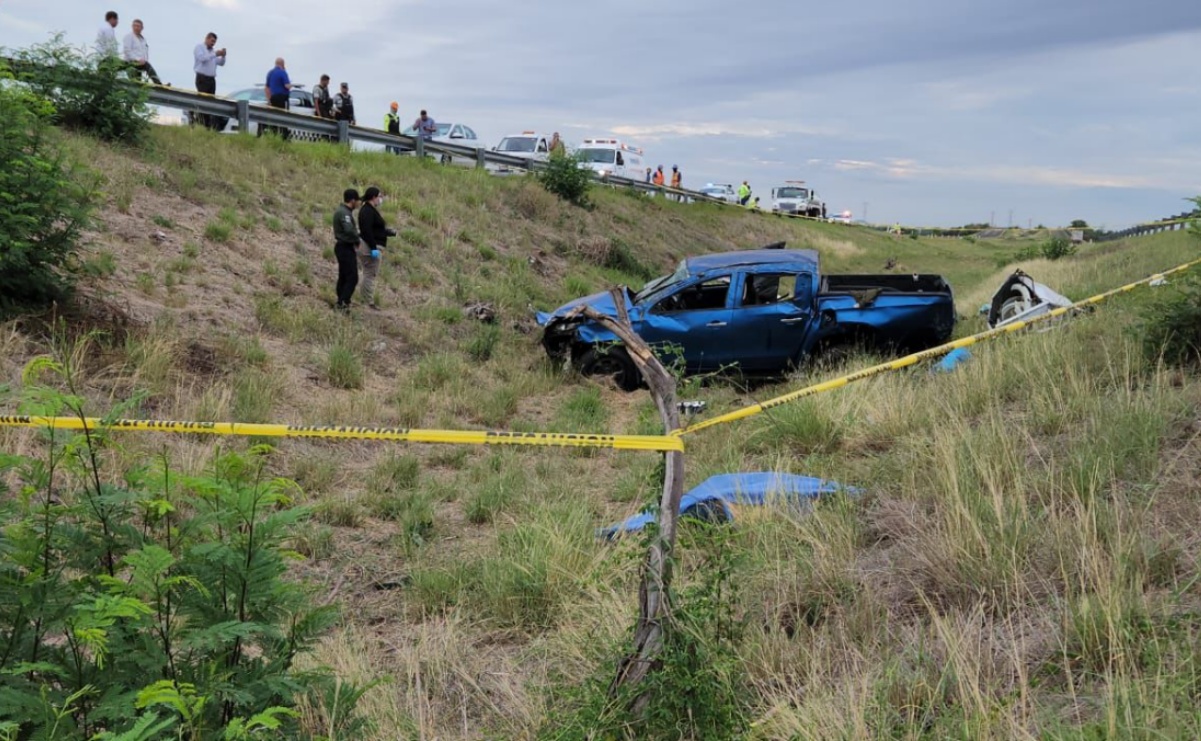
[8,35,152,144]
[1140,272,1201,368]
[0,355,362,737]
[326,343,365,389]
[1040,236,1077,261]
[0,62,95,311]
[538,151,592,208]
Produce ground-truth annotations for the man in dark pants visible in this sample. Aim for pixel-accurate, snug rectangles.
[263,57,292,140]
[333,189,362,312]
[193,32,226,130]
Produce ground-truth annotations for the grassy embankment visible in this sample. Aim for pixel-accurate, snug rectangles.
[3,124,1200,738]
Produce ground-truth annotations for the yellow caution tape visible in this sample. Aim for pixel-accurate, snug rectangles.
[677,256,1201,437]
[0,416,684,452]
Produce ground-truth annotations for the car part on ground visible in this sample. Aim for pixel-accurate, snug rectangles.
[987,270,1073,329]
[600,472,860,538]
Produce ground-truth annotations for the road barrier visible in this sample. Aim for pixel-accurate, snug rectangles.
[0,417,683,452]
[674,255,1201,437]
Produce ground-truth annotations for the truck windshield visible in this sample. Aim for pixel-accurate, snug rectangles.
[776,187,808,198]
[634,260,690,304]
[577,148,617,164]
[498,137,537,152]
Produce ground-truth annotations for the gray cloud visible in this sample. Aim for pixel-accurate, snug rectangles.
[2,0,1199,227]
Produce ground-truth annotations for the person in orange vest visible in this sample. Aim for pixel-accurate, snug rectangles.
[669,165,682,200]
[652,165,665,187]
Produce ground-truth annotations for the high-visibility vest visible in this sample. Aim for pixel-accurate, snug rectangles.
[738,184,750,199]
[671,172,681,188]
[652,171,665,186]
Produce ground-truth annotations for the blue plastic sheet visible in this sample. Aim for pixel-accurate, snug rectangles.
[601,472,860,539]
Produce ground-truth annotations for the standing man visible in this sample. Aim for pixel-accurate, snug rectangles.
[738,180,751,206]
[357,187,395,310]
[122,19,162,85]
[96,11,119,57]
[413,110,437,141]
[193,33,227,130]
[333,83,356,126]
[670,165,682,201]
[262,58,292,140]
[645,167,652,184]
[333,189,362,312]
[549,132,566,157]
[313,74,334,120]
[652,166,665,187]
[383,102,401,154]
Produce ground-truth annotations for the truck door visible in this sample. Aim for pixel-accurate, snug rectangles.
[724,272,814,371]
[640,275,736,372]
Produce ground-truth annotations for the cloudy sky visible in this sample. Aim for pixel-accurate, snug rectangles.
[3,0,1200,227]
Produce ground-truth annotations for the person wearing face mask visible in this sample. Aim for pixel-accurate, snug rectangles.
[356,186,395,310]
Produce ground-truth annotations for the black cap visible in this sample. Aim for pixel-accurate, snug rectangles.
[343,188,360,203]
[362,186,381,202]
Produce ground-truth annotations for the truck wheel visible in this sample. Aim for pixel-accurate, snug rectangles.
[577,347,641,391]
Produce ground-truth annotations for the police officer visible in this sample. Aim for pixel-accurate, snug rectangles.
[332,189,362,312]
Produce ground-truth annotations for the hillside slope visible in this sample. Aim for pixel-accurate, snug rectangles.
[3,127,1201,738]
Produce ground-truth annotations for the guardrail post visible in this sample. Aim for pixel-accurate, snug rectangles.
[337,121,349,145]
[236,100,250,134]
[415,136,425,159]
[475,148,486,169]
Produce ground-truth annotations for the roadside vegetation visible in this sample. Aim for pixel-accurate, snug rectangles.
[1,68,1200,737]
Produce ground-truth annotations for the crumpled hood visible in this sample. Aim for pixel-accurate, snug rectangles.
[536,289,635,327]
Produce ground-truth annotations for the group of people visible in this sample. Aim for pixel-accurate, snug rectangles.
[96,10,167,85]
[332,187,395,312]
[645,165,685,200]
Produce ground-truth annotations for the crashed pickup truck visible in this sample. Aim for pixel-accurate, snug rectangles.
[537,248,956,389]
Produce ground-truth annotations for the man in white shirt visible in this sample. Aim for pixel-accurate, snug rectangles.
[122,19,162,85]
[95,10,119,57]
[193,32,228,129]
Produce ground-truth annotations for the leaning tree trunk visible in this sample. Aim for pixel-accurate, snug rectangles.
[574,288,685,715]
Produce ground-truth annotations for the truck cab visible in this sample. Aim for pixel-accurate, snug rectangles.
[575,138,645,180]
[490,131,554,174]
[771,181,826,218]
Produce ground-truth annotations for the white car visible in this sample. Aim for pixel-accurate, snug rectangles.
[698,183,738,203]
[401,121,483,163]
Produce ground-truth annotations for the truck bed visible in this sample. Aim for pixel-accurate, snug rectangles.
[820,273,951,295]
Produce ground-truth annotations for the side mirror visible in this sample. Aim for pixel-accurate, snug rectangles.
[450,133,464,139]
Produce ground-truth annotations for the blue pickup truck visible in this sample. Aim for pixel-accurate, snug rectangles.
[536,248,955,390]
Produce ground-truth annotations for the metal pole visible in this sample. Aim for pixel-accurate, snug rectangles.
[475,147,486,169]
[415,135,425,159]
[236,100,250,134]
[337,121,349,144]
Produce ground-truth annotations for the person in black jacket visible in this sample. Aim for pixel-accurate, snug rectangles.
[356,186,395,309]
[332,188,362,312]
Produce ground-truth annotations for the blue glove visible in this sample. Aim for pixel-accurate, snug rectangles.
[370,249,380,259]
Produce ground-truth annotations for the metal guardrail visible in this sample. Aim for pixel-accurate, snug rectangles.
[141,84,732,203]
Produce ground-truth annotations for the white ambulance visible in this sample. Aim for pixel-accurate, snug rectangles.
[576,137,645,180]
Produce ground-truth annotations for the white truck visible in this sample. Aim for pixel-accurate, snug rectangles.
[771,181,826,219]
[576,137,645,180]
[489,131,554,175]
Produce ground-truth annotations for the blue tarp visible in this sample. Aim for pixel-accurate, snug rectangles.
[601,472,860,539]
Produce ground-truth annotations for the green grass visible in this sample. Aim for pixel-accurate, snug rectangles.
[22,125,1201,740]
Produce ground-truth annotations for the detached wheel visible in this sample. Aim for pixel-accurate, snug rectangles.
[577,347,641,392]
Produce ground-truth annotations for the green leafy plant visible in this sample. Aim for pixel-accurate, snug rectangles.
[8,35,152,144]
[0,61,96,311]
[538,152,592,208]
[1140,271,1201,369]
[0,347,361,737]
[1040,236,1077,261]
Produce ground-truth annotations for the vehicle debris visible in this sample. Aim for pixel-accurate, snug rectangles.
[987,270,1073,329]
[600,472,860,539]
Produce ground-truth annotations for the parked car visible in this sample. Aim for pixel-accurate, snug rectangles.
[399,121,483,163]
[698,183,738,203]
[536,247,955,390]
[488,131,553,174]
[188,87,328,142]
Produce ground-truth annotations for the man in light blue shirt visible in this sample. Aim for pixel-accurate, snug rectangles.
[96,11,119,57]
[413,110,437,140]
[193,32,226,129]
